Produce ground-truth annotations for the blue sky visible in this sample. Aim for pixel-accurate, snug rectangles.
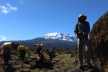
[0,0,108,41]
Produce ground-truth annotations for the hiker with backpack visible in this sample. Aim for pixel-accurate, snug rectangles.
[74,14,91,69]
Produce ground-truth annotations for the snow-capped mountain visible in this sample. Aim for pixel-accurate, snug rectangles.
[0,32,76,49]
[44,32,75,42]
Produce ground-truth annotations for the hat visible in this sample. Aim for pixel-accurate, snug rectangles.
[78,14,87,21]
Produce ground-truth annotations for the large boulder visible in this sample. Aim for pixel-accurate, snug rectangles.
[90,11,108,66]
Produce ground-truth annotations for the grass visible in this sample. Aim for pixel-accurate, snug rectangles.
[31,53,78,72]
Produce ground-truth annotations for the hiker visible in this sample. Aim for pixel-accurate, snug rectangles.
[74,14,91,68]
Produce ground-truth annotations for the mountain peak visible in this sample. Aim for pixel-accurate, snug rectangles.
[44,32,75,41]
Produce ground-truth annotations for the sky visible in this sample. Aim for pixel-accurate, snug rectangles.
[0,0,108,41]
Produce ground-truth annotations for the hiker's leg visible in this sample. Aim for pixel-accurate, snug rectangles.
[79,38,83,66]
[85,35,93,66]
[84,35,90,64]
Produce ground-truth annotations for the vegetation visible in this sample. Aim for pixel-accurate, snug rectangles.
[0,43,77,72]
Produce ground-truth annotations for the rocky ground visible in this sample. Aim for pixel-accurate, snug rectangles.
[3,53,103,72]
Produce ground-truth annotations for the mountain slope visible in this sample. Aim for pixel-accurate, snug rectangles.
[9,32,76,49]
[24,37,76,49]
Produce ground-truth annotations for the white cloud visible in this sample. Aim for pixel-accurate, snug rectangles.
[0,3,18,14]
[0,35,7,41]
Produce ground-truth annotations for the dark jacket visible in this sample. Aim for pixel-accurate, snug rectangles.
[74,21,90,34]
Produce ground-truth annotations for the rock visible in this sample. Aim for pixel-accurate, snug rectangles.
[90,11,108,72]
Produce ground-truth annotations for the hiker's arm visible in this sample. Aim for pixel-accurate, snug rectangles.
[87,22,90,33]
[74,24,78,34]
[74,24,81,38]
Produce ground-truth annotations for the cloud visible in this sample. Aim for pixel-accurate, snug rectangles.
[0,35,7,41]
[0,3,18,14]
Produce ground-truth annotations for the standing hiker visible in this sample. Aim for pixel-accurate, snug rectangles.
[74,14,91,68]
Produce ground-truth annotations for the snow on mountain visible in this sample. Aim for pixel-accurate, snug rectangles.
[44,32,75,42]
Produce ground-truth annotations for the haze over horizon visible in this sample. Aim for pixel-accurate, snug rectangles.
[0,0,108,41]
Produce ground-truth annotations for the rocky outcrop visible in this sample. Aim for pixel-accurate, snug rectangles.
[90,11,108,71]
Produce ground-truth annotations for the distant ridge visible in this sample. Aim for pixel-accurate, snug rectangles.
[0,33,76,49]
